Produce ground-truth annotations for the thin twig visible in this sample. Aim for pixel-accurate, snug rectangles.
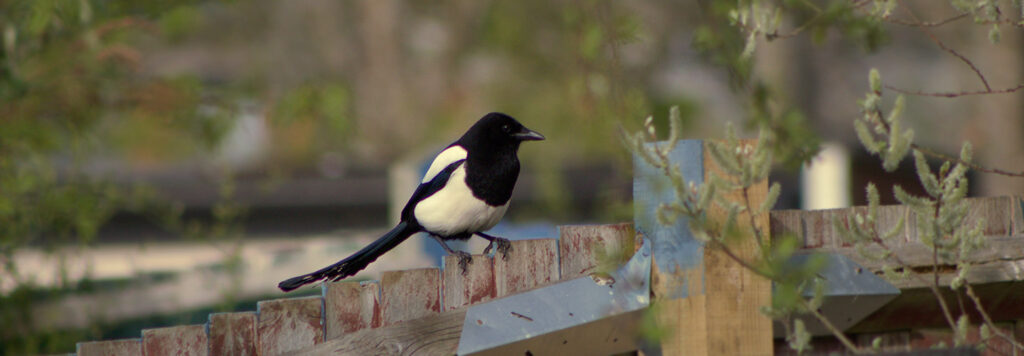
[912,144,1024,177]
[965,284,1024,351]
[900,5,992,92]
[884,83,1024,98]
[885,13,968,27]
[929,192,959,331]
[742,185,766,252]
[803,299,864,353]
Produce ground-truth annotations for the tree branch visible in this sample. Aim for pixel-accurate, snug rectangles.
[965,283,1024,351]
[884,83,1024,98]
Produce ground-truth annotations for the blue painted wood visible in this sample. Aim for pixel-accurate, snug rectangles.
[632,140,704,299]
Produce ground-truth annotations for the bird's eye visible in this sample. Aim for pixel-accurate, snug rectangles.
[501,124,511,132]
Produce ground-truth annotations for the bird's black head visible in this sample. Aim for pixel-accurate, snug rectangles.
[460,112,545,151]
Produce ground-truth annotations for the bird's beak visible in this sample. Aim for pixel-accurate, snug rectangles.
[514,128,545,141]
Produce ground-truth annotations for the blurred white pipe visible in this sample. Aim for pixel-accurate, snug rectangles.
[801,142,850,210]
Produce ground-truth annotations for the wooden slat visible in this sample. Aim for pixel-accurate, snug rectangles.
[257,296,324,355]
[800,209,832,248]
[142,324,207,356]
[381,267,441,326]
[493,238,559,297]
[1012,196,1024,236]
[77,338,142,356]
[442,254,495,312]
[817,236,1024,288]
[208,312,257,356]
[558,223,635,280]
[965,196,1015,236]
[875,204,913,246]
[323,281,381,340]
[701,139,773,355]
[284,309,466,356]
[769,209,803,244]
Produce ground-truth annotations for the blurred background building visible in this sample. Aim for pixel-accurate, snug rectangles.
[1,0,1021,354]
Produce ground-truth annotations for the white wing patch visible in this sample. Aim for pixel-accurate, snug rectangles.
[414,163,510,236]
[422,145,468,183]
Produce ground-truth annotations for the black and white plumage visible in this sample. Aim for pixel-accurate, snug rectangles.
[278,112,544,292]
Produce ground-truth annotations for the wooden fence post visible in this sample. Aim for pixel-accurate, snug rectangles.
[634,139,773,355]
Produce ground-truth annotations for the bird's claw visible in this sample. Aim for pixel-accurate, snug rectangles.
[484,237,513,260]
[455,251,472,274]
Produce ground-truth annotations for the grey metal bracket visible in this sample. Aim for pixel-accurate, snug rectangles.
[777,253,901,336]
[457,238,652,355]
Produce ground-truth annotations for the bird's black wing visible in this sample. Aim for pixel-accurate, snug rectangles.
[400,159,466,221]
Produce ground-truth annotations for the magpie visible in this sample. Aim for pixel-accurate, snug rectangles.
[278,112,544,292]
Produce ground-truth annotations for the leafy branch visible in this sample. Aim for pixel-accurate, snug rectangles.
[839,69,1024,352]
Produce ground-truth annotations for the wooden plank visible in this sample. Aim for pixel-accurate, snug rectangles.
[283,309,466,356]
[77,338,142,356]
[813,236,1024,288]
[257,296,324,355]
[964,196,1014,236]
[442,254,495,312]
[323,281,381,340]
[142,324,207,356]
[876,204,913,246]
[769,209,803,245]
[800,209,832,248]
[208,312,257,356]
[493,238,560,297]
[1012,196,1024,236]
[381,267,441,326]
[558,223,635,280]
[700,139,773,355]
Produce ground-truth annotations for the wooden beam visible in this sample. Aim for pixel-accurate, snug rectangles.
[635,139,773,355]
[284,309,467,356]
[701,139,773,355]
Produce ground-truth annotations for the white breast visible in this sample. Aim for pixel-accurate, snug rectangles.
[413,164,509,236]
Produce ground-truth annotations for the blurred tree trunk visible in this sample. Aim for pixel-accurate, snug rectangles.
[969,28,1024,196]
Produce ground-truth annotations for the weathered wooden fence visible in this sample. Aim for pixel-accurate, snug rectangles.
[69,139,1024,355]
[74,224,638,356]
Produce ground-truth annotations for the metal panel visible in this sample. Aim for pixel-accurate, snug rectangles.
[633,140,705,298]
[457,239,651,355]
[777,253,900,336]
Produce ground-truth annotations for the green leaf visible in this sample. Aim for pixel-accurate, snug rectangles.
[789,319,813,353]
[913,151,941,197]
[855,119,882,154]
[869,68,882,93]
[759,182,781,214]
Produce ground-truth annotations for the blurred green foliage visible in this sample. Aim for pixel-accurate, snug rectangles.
[0,1,250,354]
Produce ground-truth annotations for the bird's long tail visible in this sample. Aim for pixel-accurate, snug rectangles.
[278,221,418,292]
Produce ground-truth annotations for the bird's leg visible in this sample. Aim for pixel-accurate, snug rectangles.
[477,232,513,260]
[428,234,472,274]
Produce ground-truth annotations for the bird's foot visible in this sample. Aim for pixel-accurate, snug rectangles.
[484,237,513,260]
[454,251,473,274]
